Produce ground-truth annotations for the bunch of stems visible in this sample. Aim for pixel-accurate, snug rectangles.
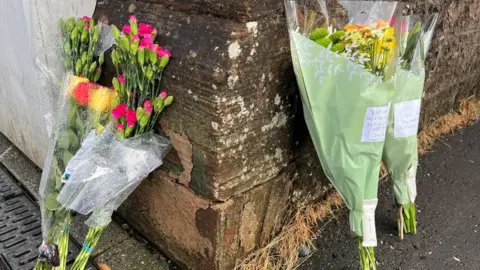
[356,237,376,270]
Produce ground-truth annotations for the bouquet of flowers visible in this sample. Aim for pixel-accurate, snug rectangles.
[35,16,114,270]
[284,1,403,268]
[382,14,438,239]
[35,75,116,270]
[54,16,174,270]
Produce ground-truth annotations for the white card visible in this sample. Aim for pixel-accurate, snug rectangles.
[407,165,417,203]
[394,99,421,138]
[361,104,391,142]
[362,199,378,247]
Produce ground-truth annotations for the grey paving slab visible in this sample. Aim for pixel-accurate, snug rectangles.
[70,215,131,258]
[94,237,170,270]
[0,133,12,156]
[0,146,41,201]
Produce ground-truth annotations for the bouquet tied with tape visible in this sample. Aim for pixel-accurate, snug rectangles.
[284,0,403,268]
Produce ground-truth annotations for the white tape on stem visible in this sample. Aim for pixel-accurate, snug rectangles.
[362,199,378,247]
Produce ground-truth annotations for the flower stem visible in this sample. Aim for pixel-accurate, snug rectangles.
[356,237,376,270]
[52,214,71,270]
[70,227,104,270]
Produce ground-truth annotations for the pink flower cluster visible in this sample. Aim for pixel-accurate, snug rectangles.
[112,104,137,129]
[122,17,171,57]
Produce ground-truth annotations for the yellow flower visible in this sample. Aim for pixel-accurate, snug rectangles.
[66,76,89,97]
[374,27,396,63]
[88,87,117,112]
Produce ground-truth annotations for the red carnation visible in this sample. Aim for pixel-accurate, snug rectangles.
[72,82,91,105]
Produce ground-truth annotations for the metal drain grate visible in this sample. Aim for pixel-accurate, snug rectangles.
[0,169,23,202]
[0,167,96,270]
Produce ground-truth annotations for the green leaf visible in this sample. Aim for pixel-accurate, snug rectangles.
[44,192,61,211]
[57,131,70,149]
[54,166,63,190]
[63,151,73,165]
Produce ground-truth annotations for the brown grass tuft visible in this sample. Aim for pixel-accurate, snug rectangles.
[418,98,480,156]
[234,192,343,270]
[235,98,480,270]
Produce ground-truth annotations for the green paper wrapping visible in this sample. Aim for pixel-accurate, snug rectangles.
[291,32,394,243]
[383,70,424,205]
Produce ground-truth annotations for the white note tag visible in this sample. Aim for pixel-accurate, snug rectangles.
[394,99,421,138]
[361,104,391,143]
[362,199,378,247]
[406,166,417,203]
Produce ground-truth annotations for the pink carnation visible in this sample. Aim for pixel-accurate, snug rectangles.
[132,34,140,41]
[157,49,171,58]
[126,109,137,123]
[149,44,158,52]
[112,104,128,119]
[129,15,137,23]
[145,106,153,114]
[139,23,155,36]
[84,24,90,30]
[119,75,126,84]
[144,100,151,107]
[117,123,125,131]
[82,16,91,22]
[140,34,153,47]
[122,25,131,34]
[127,121,136,127]
[160,91,168,99]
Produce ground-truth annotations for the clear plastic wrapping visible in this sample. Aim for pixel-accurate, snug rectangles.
[56,127,171,227]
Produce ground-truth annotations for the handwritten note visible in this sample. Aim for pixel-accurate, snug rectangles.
[394,99,421,138]
[361,104,391,143]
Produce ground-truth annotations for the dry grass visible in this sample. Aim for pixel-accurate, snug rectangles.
[235,98,480,270]
[418,98,480,156]
[234,192,343,270]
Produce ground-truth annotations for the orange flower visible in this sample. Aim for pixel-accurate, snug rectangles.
[375,19,389,29]
[344,24,365,31]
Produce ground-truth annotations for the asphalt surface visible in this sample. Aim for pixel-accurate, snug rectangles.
[300,121,480,270]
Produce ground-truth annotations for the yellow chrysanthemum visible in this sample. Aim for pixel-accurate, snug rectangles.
[66,76,89,96]
[88,87,117,112]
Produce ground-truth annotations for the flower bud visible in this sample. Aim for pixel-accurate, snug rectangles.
[64,42,71,55]
[75,59,83,74]
[146,66,153,80]
[131,39,139,55]
[67,17,75,32]
[119,35,130,51]
[89,62,98,74]
[164,96,174,106]
[112,25,120,40]
[93,68,101,82]
[137,48,145,66]
[125,126,134,138]
[112,77,120,92]
[111,50,118,67]
[155,97,164,111]
[140,114,150,128]
[99,53,104,65]
[159,56,169,68]
[71,27,79,41]
[81,52,87,64]
[92,27,99,43]
[136,106,145,120]
[81,28,89,43]
[149,49,157,64]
